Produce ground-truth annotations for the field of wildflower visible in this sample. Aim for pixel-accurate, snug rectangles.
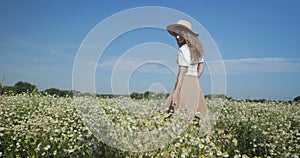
[0,93,299,158]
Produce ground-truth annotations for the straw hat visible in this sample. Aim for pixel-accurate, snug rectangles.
[167,19,198,37]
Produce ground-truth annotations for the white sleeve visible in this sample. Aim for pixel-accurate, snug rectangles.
[199,58,204,64]
[176,45,191,66]
[177,52,190,67]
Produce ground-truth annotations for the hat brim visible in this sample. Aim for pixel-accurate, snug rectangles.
[167,24,198,37]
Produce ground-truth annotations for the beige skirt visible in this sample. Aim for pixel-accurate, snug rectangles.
[165,75,207,119]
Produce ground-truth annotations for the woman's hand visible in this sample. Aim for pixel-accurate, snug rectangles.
[171,66,187,109]
[171,91,179,108]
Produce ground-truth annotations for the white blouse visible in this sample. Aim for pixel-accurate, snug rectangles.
[176,44,204,76]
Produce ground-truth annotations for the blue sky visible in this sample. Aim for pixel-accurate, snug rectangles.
[1,0,300,101]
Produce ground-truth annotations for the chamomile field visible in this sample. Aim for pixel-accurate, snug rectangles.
[0,93,299,158]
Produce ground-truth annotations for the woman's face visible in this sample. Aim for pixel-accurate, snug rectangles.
[176,34,186,47]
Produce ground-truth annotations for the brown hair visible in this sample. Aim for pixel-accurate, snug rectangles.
[176,28,204,64]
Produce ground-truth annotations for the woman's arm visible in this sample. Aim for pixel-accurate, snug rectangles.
[197,63,204,78]
[171,66,187,107]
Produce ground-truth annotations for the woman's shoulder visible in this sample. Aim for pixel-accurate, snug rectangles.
[180,44,188,48]
[179,44,189,52]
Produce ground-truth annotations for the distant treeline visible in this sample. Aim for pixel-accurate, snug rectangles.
[0,81,73,97]
[1,81,300,103]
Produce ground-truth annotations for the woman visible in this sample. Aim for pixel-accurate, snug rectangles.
[165,19,207,120]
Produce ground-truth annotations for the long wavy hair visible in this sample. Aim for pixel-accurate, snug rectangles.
[176,28,204,64]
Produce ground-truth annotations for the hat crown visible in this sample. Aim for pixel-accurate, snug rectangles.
[166,19,198,36]
[177,20,193,30]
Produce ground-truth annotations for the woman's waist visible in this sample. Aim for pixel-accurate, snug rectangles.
[185,69,198,76]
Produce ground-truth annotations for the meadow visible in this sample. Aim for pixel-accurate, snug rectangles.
[0,93,299,157]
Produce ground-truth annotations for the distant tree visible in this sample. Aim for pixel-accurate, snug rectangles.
[143,91,150,99]
[64,90,73,97]
[14,81,36,94]
[0,86,15,95]
[205,94,232,100]
[42,88,59,96]
[143,91,156,99]
[97,94,115,98]
[42,88,72,97]
[293,96,300,102]
[130,92,143,99]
